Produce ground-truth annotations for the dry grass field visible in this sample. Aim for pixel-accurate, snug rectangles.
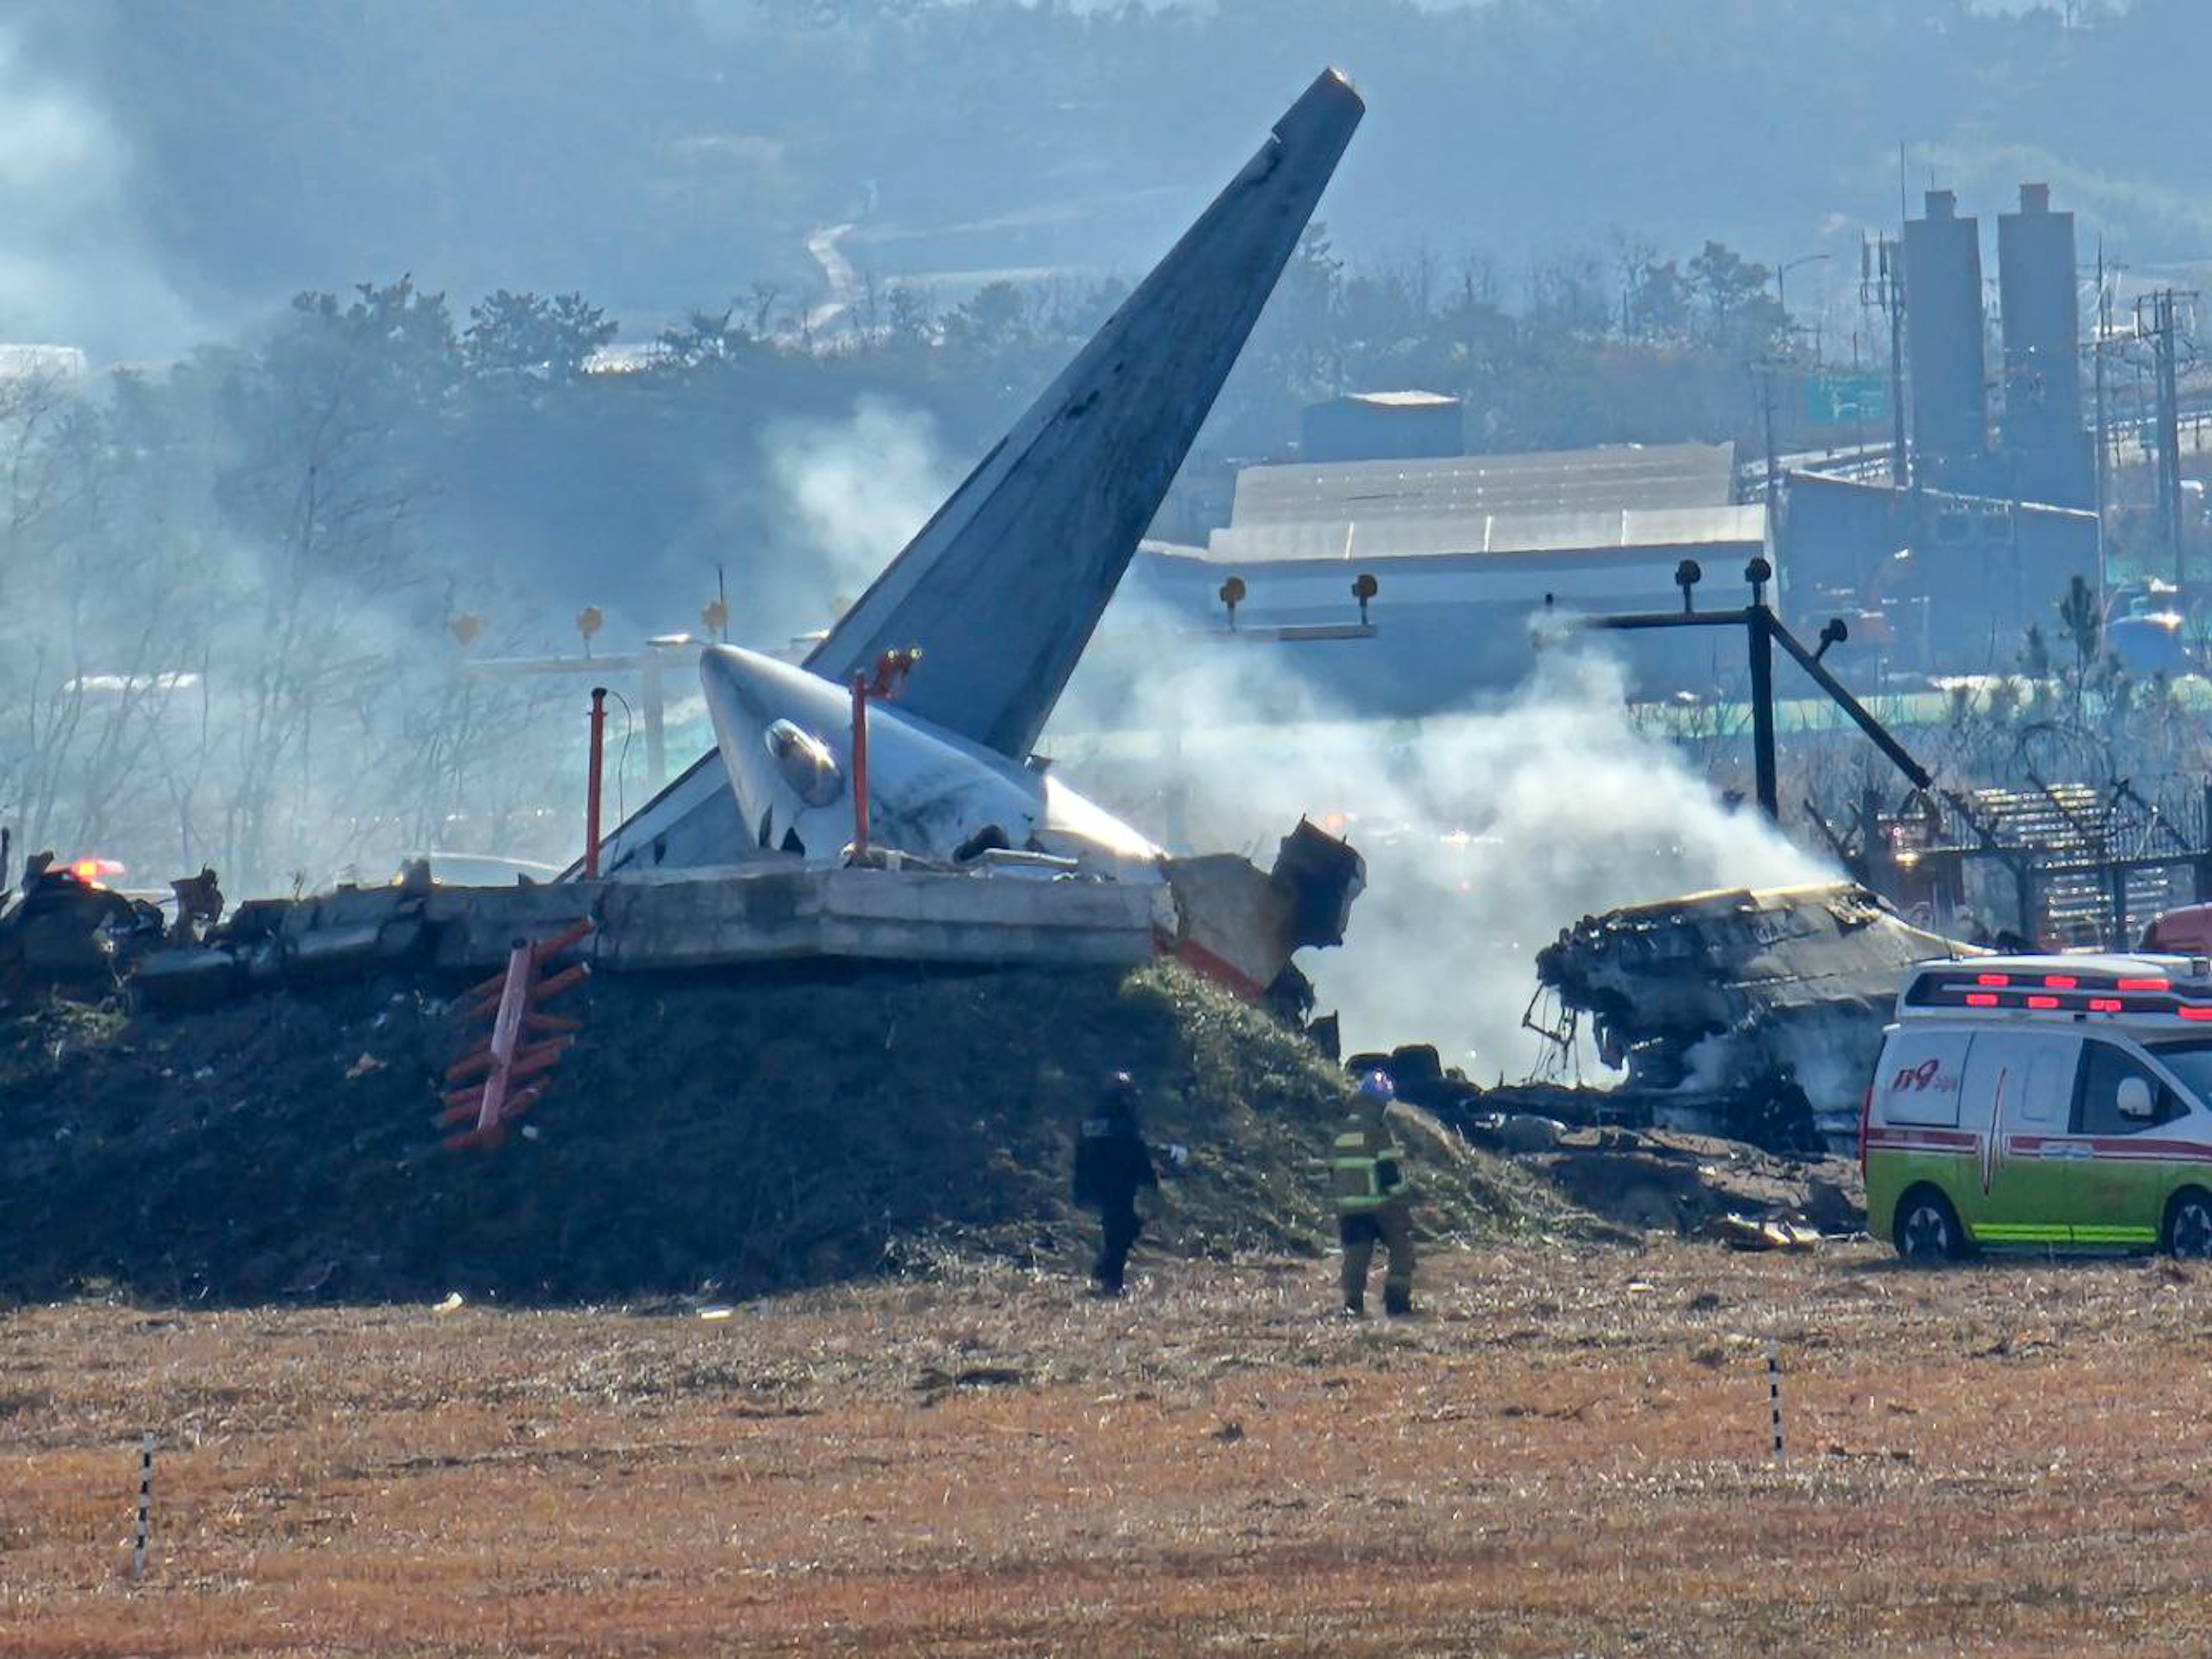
[8,1238,2212,1656]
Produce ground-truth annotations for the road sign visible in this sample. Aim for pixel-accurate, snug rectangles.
[1805,372,1889,428]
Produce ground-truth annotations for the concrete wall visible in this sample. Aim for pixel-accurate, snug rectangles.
[335,865,1169,973]
[135,866,1180,1015]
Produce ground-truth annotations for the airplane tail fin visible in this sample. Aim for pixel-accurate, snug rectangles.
[806,69,1364,758]
[584,70,1363,876]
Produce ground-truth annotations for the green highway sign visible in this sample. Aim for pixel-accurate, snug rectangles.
[1805,372,1890,428]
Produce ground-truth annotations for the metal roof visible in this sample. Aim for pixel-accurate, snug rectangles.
[1326,389,1460,409]
[1228,441,1737,527]
[1201,503,1765,564]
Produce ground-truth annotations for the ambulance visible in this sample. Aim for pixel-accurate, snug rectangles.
[1864,954,2212,1262]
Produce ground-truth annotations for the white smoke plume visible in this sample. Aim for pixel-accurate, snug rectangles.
[754,400,1837,1086]
[758,397,956,635]
[1050,609,1836,1081]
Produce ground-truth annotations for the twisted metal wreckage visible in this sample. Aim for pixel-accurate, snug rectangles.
[1531,881,1975,1153]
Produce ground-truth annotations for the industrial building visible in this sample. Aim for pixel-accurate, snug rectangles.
[1298,390,1464,463]
[1779,183,2103,667]
[1124,441,1767,713]
[1779,473,2097,673]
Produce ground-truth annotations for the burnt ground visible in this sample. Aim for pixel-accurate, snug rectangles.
[0,962,1580,1306]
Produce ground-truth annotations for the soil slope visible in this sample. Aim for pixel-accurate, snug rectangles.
[0,962,1566,1303]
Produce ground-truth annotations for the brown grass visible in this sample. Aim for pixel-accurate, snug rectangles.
[8,1241,2212,1656]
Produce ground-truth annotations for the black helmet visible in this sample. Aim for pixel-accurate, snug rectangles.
[1103,1070,1139,1110]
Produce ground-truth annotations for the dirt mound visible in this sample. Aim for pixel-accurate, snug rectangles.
[0,962,1570,1304]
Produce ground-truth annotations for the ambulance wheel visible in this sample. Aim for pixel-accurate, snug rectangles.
[2164,1189,2212,1259]
[1894,1188,1965,1266]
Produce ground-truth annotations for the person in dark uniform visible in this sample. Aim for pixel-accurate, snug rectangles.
[1073,1072,1159,1295]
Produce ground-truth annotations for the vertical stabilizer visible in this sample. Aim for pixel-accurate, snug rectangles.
[807,69,1363,756]
[588,70,1363,875]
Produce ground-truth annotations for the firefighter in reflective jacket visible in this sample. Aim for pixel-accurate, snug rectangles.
[1333,1071,1416,1316]
[1074,1072,1159,1294]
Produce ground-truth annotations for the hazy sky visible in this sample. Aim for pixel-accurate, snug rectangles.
[3,0,2200,361]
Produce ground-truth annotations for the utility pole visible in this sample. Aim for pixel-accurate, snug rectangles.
[2139,288,2192,592]
[1850,326,1869,459]
[2135,349,2154,514]
[1774,252,1832,340]
[1765,253,1833,486]
[1759,362,1780,521]
[1862,235,1909,488]
[2092,243,2111,547]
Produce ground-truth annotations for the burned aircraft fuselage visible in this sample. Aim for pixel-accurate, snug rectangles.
[1537,881,1976,1150]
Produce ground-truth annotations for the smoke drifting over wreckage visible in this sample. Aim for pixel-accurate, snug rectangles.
[0,285,601,897]
[1050,623,1836,1071]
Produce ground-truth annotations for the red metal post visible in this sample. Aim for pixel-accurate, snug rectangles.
[851,672,870,861]
[584,686,607,879]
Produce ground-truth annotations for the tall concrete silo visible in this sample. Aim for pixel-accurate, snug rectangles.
[1904,189,1989,493]
[1997,183,2091,509]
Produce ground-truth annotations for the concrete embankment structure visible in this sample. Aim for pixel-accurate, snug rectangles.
[136,865,1168,1008]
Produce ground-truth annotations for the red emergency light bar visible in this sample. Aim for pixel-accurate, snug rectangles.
[1908,966,2212,1021]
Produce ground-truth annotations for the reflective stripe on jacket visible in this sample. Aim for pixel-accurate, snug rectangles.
[1331,1125,1403,1214]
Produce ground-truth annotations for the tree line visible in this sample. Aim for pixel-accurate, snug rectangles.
[0,226,1816,895]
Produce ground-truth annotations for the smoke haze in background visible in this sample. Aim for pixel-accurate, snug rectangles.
[757,398,957,642]
[0,279,594,895]
[1049,616,1836,1077]
[0,20,201,360]
[11,5,2212,362]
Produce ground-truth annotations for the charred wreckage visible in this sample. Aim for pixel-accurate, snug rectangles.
[1530,881,1975,1153]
